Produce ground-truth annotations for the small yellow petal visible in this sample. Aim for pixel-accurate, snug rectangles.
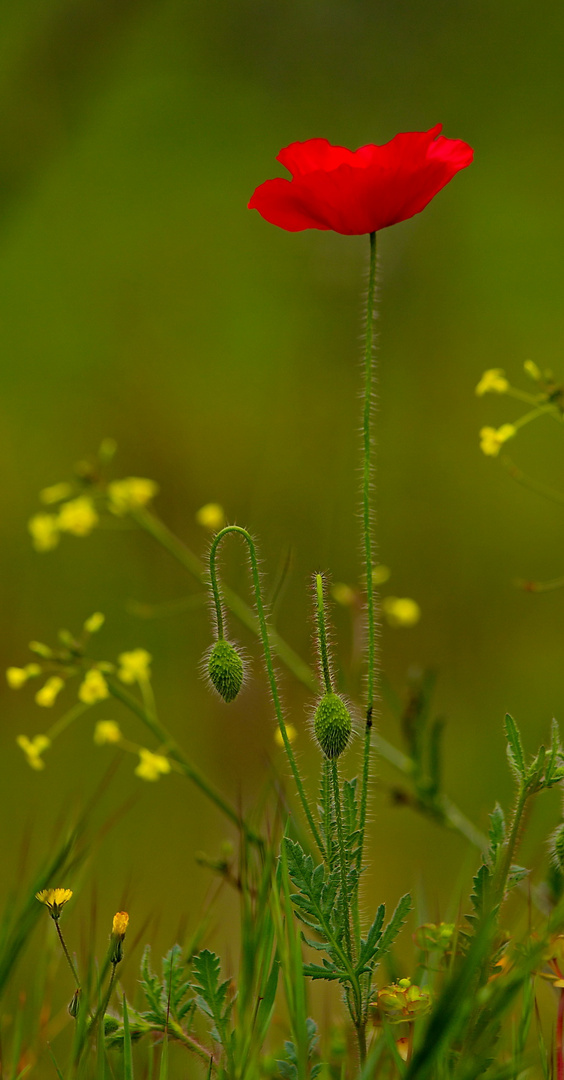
[107,478,159,516]
[94,720,122,745]
[84,612,105,634]
[28,514,60,552]
[6,667,28,689]
[117,649,152,684]
[58,497,99,537]
[475,368,509,396]
[479,424,516,457]
[134,748,171,781]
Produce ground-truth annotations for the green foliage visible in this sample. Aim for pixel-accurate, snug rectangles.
[192,948,233,1048]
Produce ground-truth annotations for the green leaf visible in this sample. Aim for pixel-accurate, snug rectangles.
[357,904,385,970]
[470,863,491,921]
[488,804,505,862]
[505,714,526,779]
[361,894,411,972]
[192,949,233,1038]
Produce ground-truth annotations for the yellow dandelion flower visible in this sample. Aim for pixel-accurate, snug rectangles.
[475,368,509,396]
[94,720,122,745]
[58,497,99,536]
[35,676,65,707]
[107,478,159,516]
[195,503,225,531]
[28,513,60,552]
[84,612,105,634]
[36,888,73,919]
[117,649,152,684]
[479,423,516,457]
[40,482,73,505]
[7,667,29,689]
[524,359,542,381]
[275,724,297,747]
[134,748,171,782]
[17,734,51,770]
[331,583,357,607]
[382,597,421,628]
[78,669,109,704]
[112,911,129,937]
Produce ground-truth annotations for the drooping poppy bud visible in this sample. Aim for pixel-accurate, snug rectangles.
[207,640,244,703]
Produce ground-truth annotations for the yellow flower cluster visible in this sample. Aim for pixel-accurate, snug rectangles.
[78,669,109,704]
[94,720,122,745]
[6,663,41,689]
[135,748,171,782]
[117,649,152,684]
[375,979,432,1023]
[28,496,99,552]
[475,368,509,396]
[479,423,516,457]
[17,734,51,770]
[382,597,421,628]
[107,477,159,516]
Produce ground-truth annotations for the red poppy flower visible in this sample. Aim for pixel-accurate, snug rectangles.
[248,124,473,235]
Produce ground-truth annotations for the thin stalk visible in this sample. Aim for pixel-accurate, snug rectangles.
[357,230,378,879]
[209,526,324,856]
[493,784,528,909]
[331,759,353,962]
[54,921,80,989]
[105,676,263,849]
[315,574,332,694]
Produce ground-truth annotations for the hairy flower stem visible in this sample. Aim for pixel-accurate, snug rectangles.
[106,677,264,850]
[209,526,325,857]
[314,574,332,695]
[331,759,354,962]
[357,230,378,881]
[54,920,81,989]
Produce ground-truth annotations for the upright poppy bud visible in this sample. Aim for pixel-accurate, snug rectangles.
[314,692,352,759]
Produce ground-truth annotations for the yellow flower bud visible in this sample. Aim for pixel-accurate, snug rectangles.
[6,667,28,689]
[112,911,129,937]
[28,513,60,552]
[117,649,152,684]
[524,359,542,381]
[35,676,65,707]
[17,734,51,770]
[84,612,105,634]
[196,503,225,531]
[479,424,516,457]
[134,748,171,782]
[382,597,421,628]
[58,497,99,536]
[94,720,122,745]
[475,368,509,396]
[107,478,158,516]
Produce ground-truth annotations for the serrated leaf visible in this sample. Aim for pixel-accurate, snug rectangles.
[276,1060,297,1080]
[358,904,386,969]
[361,894,411,973]
[488,804,505,862]
[192,949,232,1046]
[505,714,526,779]
[303,963,345,981]
[470,863,491,919]
[507,864,530,888]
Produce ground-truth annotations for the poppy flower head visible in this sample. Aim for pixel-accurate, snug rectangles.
[249,125,473,235]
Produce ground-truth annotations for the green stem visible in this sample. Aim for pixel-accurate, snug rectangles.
[322,759,333,869]
[209,526,325,857]
[331,759,353,963]
[357,230,378,879]
[54,920,81,989]
[315,574,332,694]
[493,784,528,909]
[105,676,263,849]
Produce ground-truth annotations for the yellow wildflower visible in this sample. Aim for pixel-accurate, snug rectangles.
[28,513,60,552]
[275,723,297,747]
[382,597,421,628]
[94,720,122,745]
[196,502,225,531]
[36,888,73,919]
[112,911,129,937]
[479,424,516,457]
[331,583,357,607]
[107,478,159,516]
[374,979,432,1023]
[84,612,105,634]
[58,497,99,536]
[7,667,29,689]
[117,649,152,684]
[35,676,65,707]
[78,669,109,704]
[17,734,51,770]
[40,482,73,505]
[134,748,171,782]
[524,359,542,381]
[373,565,391,585]
[475,368,509,396]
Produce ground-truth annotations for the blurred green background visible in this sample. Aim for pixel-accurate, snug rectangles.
[2,0,564,1010]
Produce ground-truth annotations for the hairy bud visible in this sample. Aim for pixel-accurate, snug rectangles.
[314,692,351,759]
[207,640,244,703]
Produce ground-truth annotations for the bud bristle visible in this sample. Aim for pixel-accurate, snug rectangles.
[207,640,244,703]
[314,692,352,758]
